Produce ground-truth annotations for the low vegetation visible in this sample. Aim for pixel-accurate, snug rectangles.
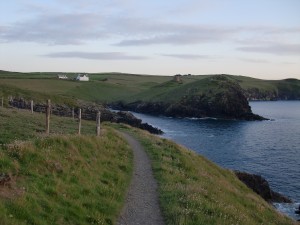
[1,70,299,106]
[116,125,296,225]
[0,107,297,224]
[1,69,299,224]
[0,108,133,225]
[0,108,96,144]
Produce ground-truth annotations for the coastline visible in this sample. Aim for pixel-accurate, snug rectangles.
[129,102,300,221]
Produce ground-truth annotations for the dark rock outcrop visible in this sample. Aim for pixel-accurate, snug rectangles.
[235,171,292,203]
[112,76,266,121]
[8,98,162,134]
[114,111,163,134]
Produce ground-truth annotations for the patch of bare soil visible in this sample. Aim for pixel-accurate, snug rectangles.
[0,173,24,199]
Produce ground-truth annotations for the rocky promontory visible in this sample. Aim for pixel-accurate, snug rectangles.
[112,76,266,121]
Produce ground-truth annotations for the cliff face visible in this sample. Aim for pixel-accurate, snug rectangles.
[243,88,278,101]
[113,76,266,120]
[243,79,300,101]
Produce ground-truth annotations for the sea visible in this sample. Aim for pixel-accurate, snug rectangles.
[131,101,300,220]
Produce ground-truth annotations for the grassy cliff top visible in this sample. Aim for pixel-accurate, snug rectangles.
[122,125,296,225]
[1,71,299,105]
[0,107,296,224]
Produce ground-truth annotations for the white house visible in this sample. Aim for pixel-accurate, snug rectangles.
[57,74,68,79]
[76,74,89,81]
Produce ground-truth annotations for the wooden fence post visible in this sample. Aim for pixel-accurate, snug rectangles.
[8,96,12,105]
[46,99,51,134]
[96,111,101,136]
[72,107,75,120]
[30,100,34,114]
[78,108,81,135]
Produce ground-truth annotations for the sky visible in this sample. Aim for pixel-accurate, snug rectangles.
[0,0,299,79]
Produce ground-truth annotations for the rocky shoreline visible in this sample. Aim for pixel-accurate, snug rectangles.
[234,171,292,203]
[235,171,300,222]
[111,100,266,121]
[111,76,267,121]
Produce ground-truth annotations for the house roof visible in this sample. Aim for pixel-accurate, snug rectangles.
[77,74,88,77]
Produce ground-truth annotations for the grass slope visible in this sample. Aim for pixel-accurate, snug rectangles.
[130,76,229,103]
[0,108,97,144]
[1,71,299,106]
[117,125,296,225]
[0,108,133,225]
[0,107,297,224]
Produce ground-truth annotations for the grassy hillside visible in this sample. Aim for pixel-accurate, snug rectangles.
[0,108,133,225]
[127,74,300,102]
[0,107,297,224]
[0,107,100,144]
[0,71,170,103]
[226,75,300,100]
[117,124,297,225]
[1,71,299,107]
[130,76,232,103]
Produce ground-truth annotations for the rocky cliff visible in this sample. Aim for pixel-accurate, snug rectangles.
[243,78,300,101]
[112,76,266,120]
[235,171,292,203]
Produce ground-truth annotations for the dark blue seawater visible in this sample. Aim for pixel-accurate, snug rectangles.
[131,101,300,220]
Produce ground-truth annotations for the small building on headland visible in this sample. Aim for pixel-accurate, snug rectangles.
[57,74,68,79]
[76,74,89,81]
[174,74,183,83]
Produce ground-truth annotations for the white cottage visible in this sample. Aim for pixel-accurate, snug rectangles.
[57,74,68,79]
[76,74,89,81]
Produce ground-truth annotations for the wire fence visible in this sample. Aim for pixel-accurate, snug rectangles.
[1,97,101,136]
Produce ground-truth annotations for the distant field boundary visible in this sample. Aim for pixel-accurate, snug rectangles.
[1,97,101,137]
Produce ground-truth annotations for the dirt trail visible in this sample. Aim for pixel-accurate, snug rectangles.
[116,132,165,225]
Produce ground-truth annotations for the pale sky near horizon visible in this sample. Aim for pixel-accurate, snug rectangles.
[0,0,299,79]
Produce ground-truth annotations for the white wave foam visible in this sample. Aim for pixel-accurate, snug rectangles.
[273,202,300,221]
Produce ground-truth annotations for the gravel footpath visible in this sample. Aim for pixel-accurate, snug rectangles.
[116,132,165,225]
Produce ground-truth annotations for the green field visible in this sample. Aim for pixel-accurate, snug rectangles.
[0,70,170,103]
[1,70,299,107]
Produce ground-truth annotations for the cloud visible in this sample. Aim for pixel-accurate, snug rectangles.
[43,51,147,60]
[239,58,269,63]
[115,33,221,46]
[0,25,7,32]
[0,13,106,45]
[237,43,300,55]
[160,54,211,59]
[166,0,218,16]
[0,8,239,46]
[114,24,238,46]
[1,1,299,50]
